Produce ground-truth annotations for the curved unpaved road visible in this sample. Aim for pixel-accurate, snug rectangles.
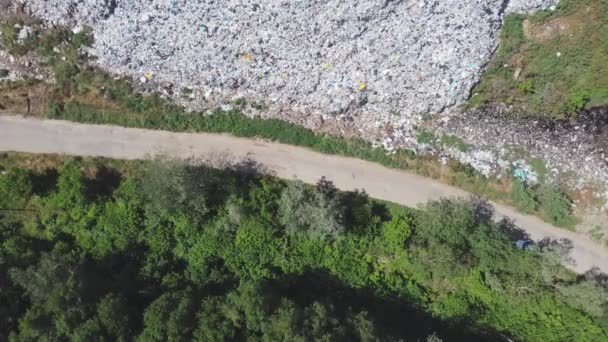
[1,115,606,273]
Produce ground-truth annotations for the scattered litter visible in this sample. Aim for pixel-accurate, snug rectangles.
[513,160,539,184]
[17,26,32,41]
[241,54,253,62]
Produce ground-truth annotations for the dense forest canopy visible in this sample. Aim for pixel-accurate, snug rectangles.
[0,156,607,341]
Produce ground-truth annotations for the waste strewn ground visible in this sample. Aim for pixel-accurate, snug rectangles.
[20,0,555,127]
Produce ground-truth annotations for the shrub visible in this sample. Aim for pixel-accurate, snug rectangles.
[0,168,33,208]
[565,89,591,114]
[510,180,538,214]
[381,213,414,253]
[278,180,345,239]
[518,80,535,94]
[539,185,573,226]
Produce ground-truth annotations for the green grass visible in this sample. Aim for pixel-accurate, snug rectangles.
[0,23,38,56]
[51,97,417,170]
[440,134,472,152]
[415,128,437,145]
[469,0,608,117]
[590,225,605,241]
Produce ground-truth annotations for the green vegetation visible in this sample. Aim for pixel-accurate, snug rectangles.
[469,0,608,117]
[0,157,607,341]
[0,23,36,56]
[440,134,472,153]
[415,131,472,153]
[510,180,538,214]
[590,225,605,241]
[416,128,437,145]
[510,180,574,227]
[539,185,575,227]
[0,23,579,228]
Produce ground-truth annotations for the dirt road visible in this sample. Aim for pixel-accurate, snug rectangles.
[0,115,606,273]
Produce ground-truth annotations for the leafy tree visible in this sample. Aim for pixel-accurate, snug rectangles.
[38,160,97,240]
[192,297,239,341]
[9,251,89,339]
[339,190,376,234]
[557,280,608,327]
[278,180,344,239]
[248,177,285,222]
[88,178,142,257]
[1,160,606,341]
[137,160,226,221]
[381,213,414,253]
[96,294,132,341]
[138,291,199,342]
[0,168,33,208]
[414,199,478,252]
[71,319,105,342]
[227,218,283,280]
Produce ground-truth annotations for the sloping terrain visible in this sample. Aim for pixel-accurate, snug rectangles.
[470,0,608,116]
[20,0,555,127]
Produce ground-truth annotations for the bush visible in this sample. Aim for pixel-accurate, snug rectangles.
[278,180,345,239]
[0,168,33,208]
[565,89,591,114]
[510,180,538,214]
[539,186,573,226]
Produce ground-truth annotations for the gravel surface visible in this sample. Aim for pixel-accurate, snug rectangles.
[0,114,604,274]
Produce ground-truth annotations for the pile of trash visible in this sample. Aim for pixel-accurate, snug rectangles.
[21,0,556,127]
[433,107,608,186]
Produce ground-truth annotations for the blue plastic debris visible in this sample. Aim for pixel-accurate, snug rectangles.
[512,160,538,184]
[516,239,534,250]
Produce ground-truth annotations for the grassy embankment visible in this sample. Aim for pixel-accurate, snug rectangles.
[469,0,608,117]
[0,19,576,228]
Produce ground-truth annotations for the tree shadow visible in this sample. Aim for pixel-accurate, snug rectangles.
[85,166,123,200]
[261,270,500,341]
[497,217,530,241]
[469,195,495,226]
[371,201,391,222]
[579,267,608,288]
[30,168,58,196]
[538,237,576,266]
